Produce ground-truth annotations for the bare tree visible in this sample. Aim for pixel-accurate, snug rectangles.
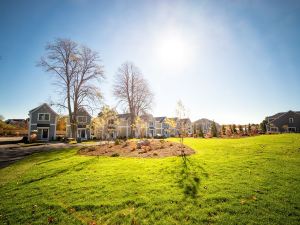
[113,62,153,137]
[38,38,104,138]
[176,100,190,155]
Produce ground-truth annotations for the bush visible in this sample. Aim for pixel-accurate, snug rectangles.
[111,153,120,157]
[114,139,120,145]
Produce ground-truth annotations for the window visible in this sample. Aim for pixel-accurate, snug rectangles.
[38,113,50,121]
[289,118,294,123]
[77,116,87,123]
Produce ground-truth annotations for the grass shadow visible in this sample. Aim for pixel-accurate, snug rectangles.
[178,152,201,199]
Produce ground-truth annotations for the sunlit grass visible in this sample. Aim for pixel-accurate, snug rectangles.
[0,134,299,224]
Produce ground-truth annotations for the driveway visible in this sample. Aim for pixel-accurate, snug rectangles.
[0,142,102,169]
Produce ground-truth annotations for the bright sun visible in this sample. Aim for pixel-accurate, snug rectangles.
[155,31,193,69]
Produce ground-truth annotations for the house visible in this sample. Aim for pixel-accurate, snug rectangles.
[5,119,28,129]
[28,103,58,141]
[266,110,300,133]
[92,112,194,139]
[193,118,221,135]
[66,108,92,140]
[178,118,193,136]
[154,117,167,137]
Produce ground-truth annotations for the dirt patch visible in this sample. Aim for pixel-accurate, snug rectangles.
[78,139,195,158]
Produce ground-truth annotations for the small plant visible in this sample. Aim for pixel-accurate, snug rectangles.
[111,153,120,157]
[159,139,165,144]
[114,139,120,145]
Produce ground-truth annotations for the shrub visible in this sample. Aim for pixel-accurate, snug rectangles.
[114,139,120,145]
[111,153,120,157]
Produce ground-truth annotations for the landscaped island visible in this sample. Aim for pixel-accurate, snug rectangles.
[79,139,195,158]
[0,134,300,224]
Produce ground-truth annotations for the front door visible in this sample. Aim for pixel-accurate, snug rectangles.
[288,127,296,132]
[38,128,49,140]
[78,129,86,139]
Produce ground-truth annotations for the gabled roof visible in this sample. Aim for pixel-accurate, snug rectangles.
[179,118,191,124]
[155,117,166,123]
[140,114,154,121]
[78,107,92,117]
[29,103,58,116]
[267,110,300,123]
[267,112,285,120]
[117,113,131,120]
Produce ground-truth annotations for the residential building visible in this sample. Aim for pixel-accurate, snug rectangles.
[193,118,221,135]
[92,113,194,139]
[266,110,300,133]
[5,119,28,129]
[66,108,92,140]
[28,103,58,141]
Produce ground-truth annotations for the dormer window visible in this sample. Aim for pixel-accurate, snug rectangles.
[38,113,50,121]
[77,116,87,123]
[289,118,294,123]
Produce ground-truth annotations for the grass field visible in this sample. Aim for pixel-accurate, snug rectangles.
[0,134,300,224]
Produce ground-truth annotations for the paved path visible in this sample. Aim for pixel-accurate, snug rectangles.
[0,142,102,169]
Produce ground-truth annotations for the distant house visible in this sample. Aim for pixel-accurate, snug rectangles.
[193,118,221,134]
[266,110,300,133]
[66,108,92,140]
[28,103,58,141]
[5,119,28,129]
[154,116,168,137]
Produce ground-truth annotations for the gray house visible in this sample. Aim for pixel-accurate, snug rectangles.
[66,108,92,140]
[266,110,300,133]
[28,103,58,141]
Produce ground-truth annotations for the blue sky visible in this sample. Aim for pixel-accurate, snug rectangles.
[0,0,299,124]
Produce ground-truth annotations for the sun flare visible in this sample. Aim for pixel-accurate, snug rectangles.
[155,31,194,69]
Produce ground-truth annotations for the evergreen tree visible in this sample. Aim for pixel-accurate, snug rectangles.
[221,125,226,136]
[211,121,218,137]
[199,125,204,138]
[238,125,243,135]
[232,124,237,134]
[260,119,267,133]
[248,123,252,135]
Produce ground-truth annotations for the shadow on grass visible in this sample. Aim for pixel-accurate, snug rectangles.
[21,158,97,185]
[178,153,201,199]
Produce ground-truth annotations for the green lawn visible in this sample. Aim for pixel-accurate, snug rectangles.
[1,134,300,224]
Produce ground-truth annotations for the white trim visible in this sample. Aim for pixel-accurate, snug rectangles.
[38,113,50,121]
[37,127,50,140]
[77,128,87,140]
[29,103,58,116]
[270,111,294,123]
[28,113,32,140]
[288,127,296,132]
[54,116,57,140]
[289,118,294,123]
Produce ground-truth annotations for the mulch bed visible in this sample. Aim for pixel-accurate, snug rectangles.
[78,139,195,158]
